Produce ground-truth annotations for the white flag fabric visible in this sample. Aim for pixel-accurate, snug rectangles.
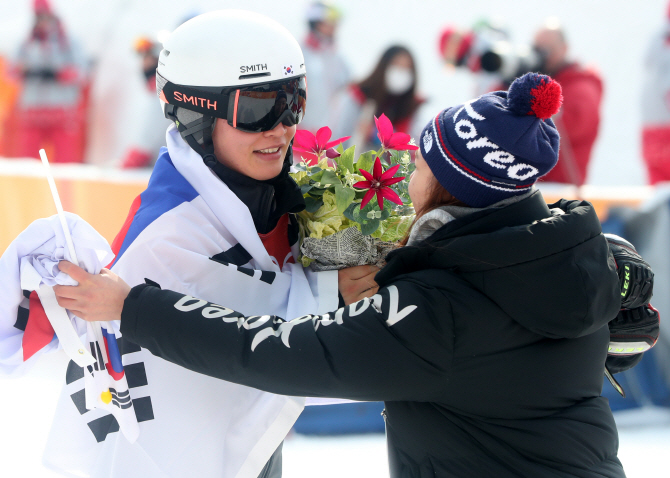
[0,213,140,442]
[0,212,111,373]
[42,125,339,478]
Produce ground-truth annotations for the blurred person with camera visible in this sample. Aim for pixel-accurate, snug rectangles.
[438,19,602,187]
[13,0,89,163]
[298,1,350,133]
[533,21,603,186]
[438,20,510,96]
[329,45,424,152]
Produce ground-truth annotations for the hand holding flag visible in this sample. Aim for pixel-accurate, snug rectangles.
[36,149,140,442]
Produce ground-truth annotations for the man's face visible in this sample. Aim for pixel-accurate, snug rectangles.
[316,20,336,40]
[533,29,567,74]
[212,120,296,181]
[35,12,58,37]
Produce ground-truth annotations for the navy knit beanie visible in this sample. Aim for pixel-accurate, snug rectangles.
[419,72,563,208]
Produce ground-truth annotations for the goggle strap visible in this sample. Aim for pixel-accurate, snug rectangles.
[182,127,215,157]
[169,107,215,157]
[161,80,228,118]
[180,116,215,137]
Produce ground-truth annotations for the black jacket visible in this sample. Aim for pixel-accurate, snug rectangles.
[120,191,625,478]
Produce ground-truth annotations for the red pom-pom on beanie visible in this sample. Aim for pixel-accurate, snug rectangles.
[529,79,563,119]
[507,72,563,120]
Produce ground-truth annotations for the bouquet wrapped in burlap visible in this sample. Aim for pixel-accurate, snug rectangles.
[290,115,417,271]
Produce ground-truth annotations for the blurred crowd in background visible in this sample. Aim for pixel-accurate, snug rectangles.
[0,0,669,187]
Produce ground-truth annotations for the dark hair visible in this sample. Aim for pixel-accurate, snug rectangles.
[357,45,422,125]
[398,175,469,246]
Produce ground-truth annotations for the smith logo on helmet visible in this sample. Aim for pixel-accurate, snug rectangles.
[173,91,218,111]
[240,63,268,73]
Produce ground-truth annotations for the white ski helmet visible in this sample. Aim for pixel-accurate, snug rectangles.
[155,10,307,155]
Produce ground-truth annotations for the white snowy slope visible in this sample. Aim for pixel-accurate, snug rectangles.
[0,354,669,478]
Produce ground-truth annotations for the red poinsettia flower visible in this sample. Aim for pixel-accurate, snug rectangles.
[293,126,351,165]
[353,157,405,211]
[375,114,419,152]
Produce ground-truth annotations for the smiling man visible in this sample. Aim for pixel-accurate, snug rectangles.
[40,10,358,478]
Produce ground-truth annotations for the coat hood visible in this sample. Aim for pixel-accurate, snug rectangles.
[378,191,621,339]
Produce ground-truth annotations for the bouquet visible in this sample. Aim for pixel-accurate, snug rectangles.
[290,114,418,271]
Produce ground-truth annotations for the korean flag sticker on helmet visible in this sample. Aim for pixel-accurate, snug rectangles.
[423,130,434,152]
[284,65,293,76]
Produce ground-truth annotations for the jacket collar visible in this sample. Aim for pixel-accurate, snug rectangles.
[202,146,305,234]
[377,190,553,285]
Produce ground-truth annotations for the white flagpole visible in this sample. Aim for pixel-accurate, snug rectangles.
[39,149,79,265]
[38,149,99,368]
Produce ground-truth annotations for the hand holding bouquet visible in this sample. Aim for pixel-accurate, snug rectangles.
[290,114,418,270]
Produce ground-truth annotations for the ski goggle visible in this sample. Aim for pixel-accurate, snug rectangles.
[158,74,307,133]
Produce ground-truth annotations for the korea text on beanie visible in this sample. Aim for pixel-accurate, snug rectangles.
[419,72,563,207]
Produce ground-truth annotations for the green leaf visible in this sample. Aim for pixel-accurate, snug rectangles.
[343,197,387,231]
[379,206,391,221]
[293,162,307,171]
[300,184,313,195]
[308,187,327,196]
[304,196,324,213]
[358,199,378,217]
[359,217,380,236]
[334,184,356,214]
[355,151,375,175]
[338,145,356,173]
[336,143,345,154]
[320,169,342,186]
[309,170,324,182]
[343,202,359,221]
[354,189,368,200]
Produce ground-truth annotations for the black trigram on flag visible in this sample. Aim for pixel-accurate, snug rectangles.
[87,340,105,374]
[210,243,277,284]
[66,337,154,443]
[109,388,132,409]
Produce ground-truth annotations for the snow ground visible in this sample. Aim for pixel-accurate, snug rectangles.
[0,352,669,477]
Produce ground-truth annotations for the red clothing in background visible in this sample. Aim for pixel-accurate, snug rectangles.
[640,21,670,184]
[643,126,670,184]
[541,63,603,186]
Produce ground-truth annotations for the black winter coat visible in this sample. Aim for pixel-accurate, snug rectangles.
[120,191,625,478]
